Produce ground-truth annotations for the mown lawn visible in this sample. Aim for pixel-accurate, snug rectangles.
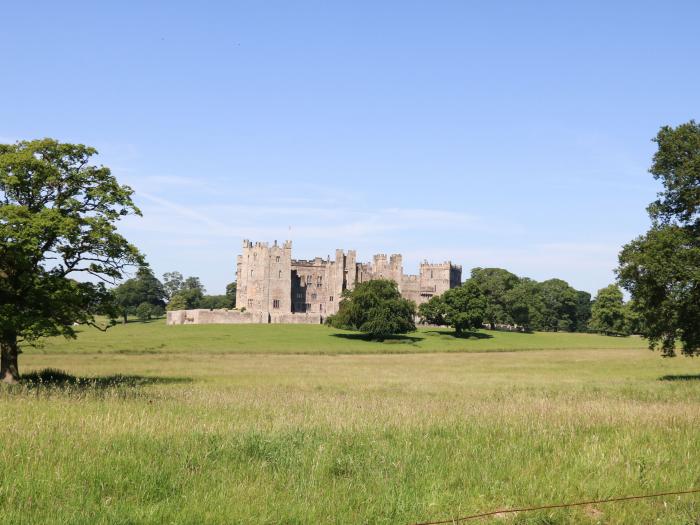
[24,319,648,355]
[3,323,700,524]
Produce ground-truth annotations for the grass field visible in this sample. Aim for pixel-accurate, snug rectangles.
[3,322,700,524]
[26,320,648,355]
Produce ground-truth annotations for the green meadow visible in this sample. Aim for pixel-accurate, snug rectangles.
[3,322,700,524]
[29,320,647,355]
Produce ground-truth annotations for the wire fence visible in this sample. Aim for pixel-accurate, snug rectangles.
[412,488,700,524]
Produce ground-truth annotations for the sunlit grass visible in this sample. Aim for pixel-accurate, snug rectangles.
[25,320,648,355]
[3,324,700,523]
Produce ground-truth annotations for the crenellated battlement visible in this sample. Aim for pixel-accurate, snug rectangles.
[421,261,461,269]
[234,239,463,321]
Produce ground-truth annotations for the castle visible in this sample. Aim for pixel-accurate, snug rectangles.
[167,240,461,325]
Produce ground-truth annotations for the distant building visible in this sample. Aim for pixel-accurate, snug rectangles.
[167,239,461,325]
[236,239,461,315]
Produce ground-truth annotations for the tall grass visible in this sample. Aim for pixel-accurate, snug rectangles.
[2,343,700,523]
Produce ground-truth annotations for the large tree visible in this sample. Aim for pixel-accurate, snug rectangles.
[165,274,206,310]
[326,279,415,340]
[469,267,519,329]
[419,281,487,335]
[504,277,543,331]
[441,281,488,334]
[537,279,578,332]
[618,121,700,356]
[113,266,166,323]
[418,295,448,326]
[0,139,142,382]
[589,284,629,336]
[162,271,184,300]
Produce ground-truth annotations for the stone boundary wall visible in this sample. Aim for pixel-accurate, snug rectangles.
[166,309,323,325]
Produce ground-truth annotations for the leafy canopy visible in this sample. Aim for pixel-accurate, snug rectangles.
[469,268,519,328]
[112,266,166,322]
[618,121,700,356]
[326,279,415,340]
[0,139,142,380]
[419,281,487,334]
[164,273,206,310]
[589,284,630,336]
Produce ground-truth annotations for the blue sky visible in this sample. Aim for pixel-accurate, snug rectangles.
[2,1,699,294]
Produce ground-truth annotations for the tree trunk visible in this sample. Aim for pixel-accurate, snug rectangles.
[1,337,20,384]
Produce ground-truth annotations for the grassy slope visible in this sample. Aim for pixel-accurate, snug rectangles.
[4,323,700,524]
[25,319,648,355]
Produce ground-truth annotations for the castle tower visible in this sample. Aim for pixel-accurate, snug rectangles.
[389,254,404,291]
[236,240,292,314]
[418,261,462,303]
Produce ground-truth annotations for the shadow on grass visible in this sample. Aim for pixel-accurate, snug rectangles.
[424,330,494,340]
[330,333,423,343]
[659,374,700,382]
[20,368,192,389]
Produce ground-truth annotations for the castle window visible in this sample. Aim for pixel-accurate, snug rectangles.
[278,270,282,278]
[329,296,333,302]
[250,269,253,277]
[306,275,312,284]
[247,299,253,308]
[311,293,317,300]
[273,299,280,309]
[276,256,280,263]
[305,303,311,311]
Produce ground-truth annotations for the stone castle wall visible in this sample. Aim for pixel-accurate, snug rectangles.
[167,239,462,326]
[167,309,323,325]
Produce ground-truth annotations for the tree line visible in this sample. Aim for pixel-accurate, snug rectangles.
[111,269,236,323]
[421,269,639,336]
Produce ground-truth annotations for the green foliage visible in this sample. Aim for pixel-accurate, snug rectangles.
[198,283,236,310]
[132,301,165,322]
[619,225,700,355]
[163,272,206,310]
[0,138,142,381]
[441,281,488,333]
[135,302,154,321]
[574,290,592,332]
[618,121,700,356]
[646,120,700,229]
[326,280,415,340]
[418,295,447,325]
[199,295,232,309]
[225,281,237,308]
[589,284,630,336]
[503,278,542,331]
[537,279,578,332]
[112,266,166,322]
[469,268,519,328]
[423,270,589,335]
[162,271,184,300]
[420,281,488,333]
[166,294,187,311]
